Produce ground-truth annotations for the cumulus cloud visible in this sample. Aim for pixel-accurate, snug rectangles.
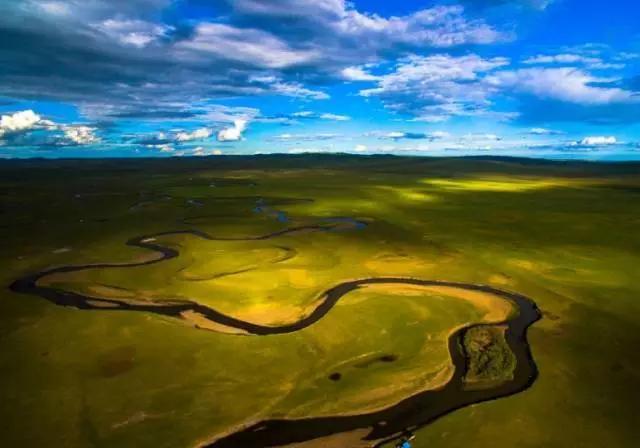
[228,2,507,50]
[359,54,509,122]
[325,4,506,48]
[92,19,170,48]
[353,50,640,124]
[0,110,49,138]
[153,144,174,152]
[62,125,100,145]
[270,82,329,100]
[175,127,212,142]
[0,0,504,121]
[202,105,261,124]
[192,146,223,156]
[136,124,234,146]
[381,131,415,140]
[247,76,329,100]
[486,67,638,105]
[217,120,248,142]
[175,23,319,69]
[1,0,637,146]
[341,67,380,81]
[0,109,99,147]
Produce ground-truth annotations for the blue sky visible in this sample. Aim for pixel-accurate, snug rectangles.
[0,0,639,159]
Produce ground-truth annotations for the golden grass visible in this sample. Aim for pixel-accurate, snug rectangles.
[421,176,592,192]
[179,310,249,335]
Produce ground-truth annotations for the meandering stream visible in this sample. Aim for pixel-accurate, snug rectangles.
[9,208,540,447]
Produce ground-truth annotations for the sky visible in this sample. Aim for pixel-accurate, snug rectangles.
[0,0,639,159]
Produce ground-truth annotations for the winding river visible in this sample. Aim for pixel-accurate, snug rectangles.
[8,208,541,447]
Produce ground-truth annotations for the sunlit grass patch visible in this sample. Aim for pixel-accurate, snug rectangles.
[375,185,439,202]
[421,176,589,192]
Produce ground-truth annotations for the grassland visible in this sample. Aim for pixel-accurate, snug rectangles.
[0,155,638,448]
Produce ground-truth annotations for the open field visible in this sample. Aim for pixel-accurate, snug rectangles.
[1,155,639,447]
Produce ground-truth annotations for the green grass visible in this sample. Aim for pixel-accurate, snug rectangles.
[0,155,638,447]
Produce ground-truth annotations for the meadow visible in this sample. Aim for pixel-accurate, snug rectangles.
[0,155,638,447]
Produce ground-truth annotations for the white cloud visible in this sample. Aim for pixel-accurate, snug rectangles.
[287,147,331,154]
[158,144,174,152]
[341,67,380,81]
[249,77,329,100]
[288,111,349,120]
[430,131,450,139]
[359,54,509,121]
[355,144,368,152]
[3,0,508,124]
[39,1,70,15]
[201,105,260,124]
[319,113,350,121]
[331,5,507,48]
[175,23,319,69]
[0,0,519,138]
[528,127,563,135]
[63,126,100,145]
[292,111,315,118]
[523,54,601,65]
[576,136,617,146]
[272,133,340,141]
[175,127,212,142]
[0,110,101,147]
[486,68,638,105]
[384,132,407,139]
[522,52,626,71]
[271,81,329,100]
[615,52,640,61]
[217,120,248,142]
[93,19,170,48]
[232,2,506,50]
[0,110,47,138]
[466,133,501,141]
[192,146,222,156]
